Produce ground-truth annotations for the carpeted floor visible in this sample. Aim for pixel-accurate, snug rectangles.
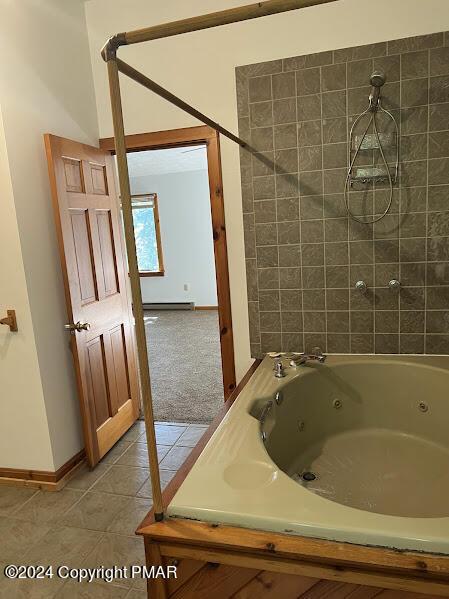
[144,310,223,423]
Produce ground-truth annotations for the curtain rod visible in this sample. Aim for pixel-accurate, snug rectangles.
[103,0,340,524]
[102,0,337,54]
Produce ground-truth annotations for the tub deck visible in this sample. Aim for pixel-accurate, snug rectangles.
[138,358,449,598]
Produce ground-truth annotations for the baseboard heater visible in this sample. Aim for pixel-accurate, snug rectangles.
[143,302,195,311]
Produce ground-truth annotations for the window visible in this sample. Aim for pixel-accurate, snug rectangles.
[131,193,164,276]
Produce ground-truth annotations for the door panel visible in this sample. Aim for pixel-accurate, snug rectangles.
[90,163,108,195]
[110,324,132,410]
[45,134,140,466]
[86,336,111,428]
[71,210,97,304]
[96,210,119,297]
[63,157,84,192]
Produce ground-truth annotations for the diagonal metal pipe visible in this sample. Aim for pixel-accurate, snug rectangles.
[103,0,340,522]
[116,58,248,147]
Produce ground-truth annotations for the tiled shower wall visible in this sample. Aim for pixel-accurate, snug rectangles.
[237,31,449,357]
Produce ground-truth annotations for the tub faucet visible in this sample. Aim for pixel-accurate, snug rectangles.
[273,357,286,378]
[290,347,326,367]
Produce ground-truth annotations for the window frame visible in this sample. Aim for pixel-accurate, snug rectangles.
[131,192,165,277]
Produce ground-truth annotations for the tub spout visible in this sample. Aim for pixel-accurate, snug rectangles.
[290,347,326,367]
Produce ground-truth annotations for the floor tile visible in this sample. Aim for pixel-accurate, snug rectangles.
[13,489,84,524]
[100,440,133,465]
[0,568,64,598]
[136,469,176,499]
[175,426,207,448]
[81,533,145,588]
[60,492,129,532]
[66,463,111,491]
[0,485,38,516]
[153,424,187,445]
[0,516,50,561]
[107,496,153,536]
[55,580,129,598]
[24,525,103,567]
[155,421,191,427]
[159,446,192,470]
[122,423,145,443]
[125,589,148,598]
[116,444,171,467]
[91,465,149,497]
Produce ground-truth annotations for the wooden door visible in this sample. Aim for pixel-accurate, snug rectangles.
[45,134,140,466]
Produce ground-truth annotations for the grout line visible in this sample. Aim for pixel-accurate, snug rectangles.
[250,90,262,356]
[370,56,378,353]
[346,63,354,354]
[320,64,328,353]
[295,69,305,353]
[397,50,403,351]
[424,49,431,353]
[9,488,41,516]
[270,74,283,354]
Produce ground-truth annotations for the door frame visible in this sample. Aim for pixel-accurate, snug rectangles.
[99,125,236,398]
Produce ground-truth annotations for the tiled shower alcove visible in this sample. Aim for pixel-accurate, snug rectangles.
[237,31,449,357]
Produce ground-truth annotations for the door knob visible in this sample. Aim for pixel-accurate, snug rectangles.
[64,321,91,332]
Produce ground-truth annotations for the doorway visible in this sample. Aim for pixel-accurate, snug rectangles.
[100,126,235,424]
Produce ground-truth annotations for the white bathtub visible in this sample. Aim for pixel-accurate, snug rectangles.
[167,354,449,554]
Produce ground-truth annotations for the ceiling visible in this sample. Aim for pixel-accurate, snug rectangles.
[126,145,208,178]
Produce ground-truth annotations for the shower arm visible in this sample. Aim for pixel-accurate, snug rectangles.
[368,87,381,112]
[102,0,340,523]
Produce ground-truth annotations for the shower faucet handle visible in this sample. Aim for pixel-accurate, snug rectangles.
[389,279,401,291]
[355,280,367,294]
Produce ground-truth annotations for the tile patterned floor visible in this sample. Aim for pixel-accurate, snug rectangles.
[0,421,207,598]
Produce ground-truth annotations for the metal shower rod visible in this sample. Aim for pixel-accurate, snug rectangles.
[102,0,339,147]
[103,0,339,523]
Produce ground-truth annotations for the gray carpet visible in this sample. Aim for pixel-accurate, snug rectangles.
[144,310,223,423]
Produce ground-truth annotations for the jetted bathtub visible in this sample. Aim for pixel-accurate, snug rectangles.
[167,354,449,554]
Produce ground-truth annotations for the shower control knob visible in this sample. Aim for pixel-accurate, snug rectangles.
[355,280,367,294]
[389,279,401,291]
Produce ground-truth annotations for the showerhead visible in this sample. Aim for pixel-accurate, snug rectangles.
[369,71,386,111]
[370,70,386,88]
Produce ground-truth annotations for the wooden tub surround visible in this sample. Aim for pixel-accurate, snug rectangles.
[101,2,449,595]
[138,361,449,598]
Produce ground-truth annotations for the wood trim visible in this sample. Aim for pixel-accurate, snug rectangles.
[194,306,218,310]
[138,359,261,531]
[145,538,169,599]
[158,543,449,597]
[130,192,165,276]
[205,132,236,397]
[147,521,449,578]
[152,192,164,273]
[100,126,237,399]
[140,271,165,277]
[0,449,86,492]
[99,126,216,153]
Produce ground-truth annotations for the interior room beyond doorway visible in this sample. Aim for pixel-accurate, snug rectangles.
[127,145,223,424]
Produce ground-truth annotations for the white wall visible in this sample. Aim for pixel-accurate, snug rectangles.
[0,110,55,471]
[129,169,218,307]
[0,0,98,470]
[85,0,449,381]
